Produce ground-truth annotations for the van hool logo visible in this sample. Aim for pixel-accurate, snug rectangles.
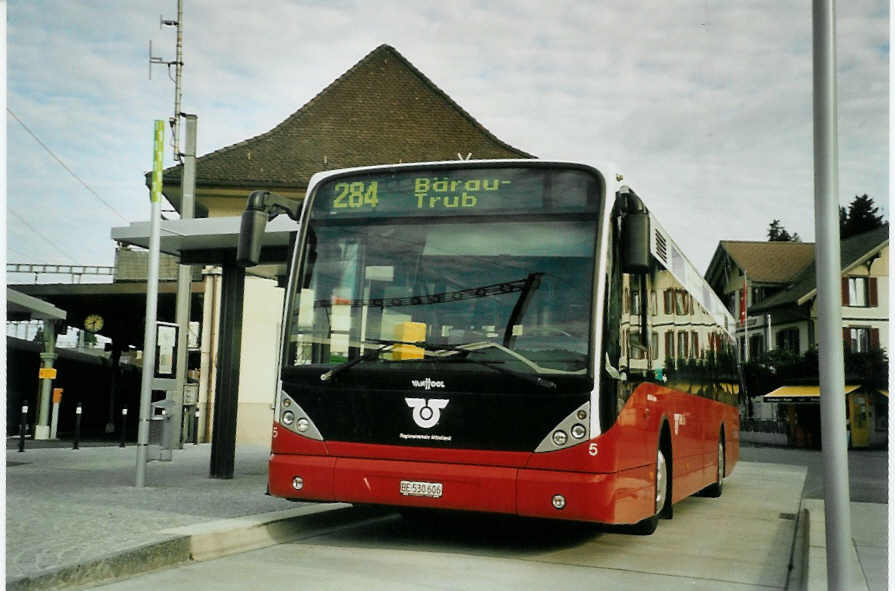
[404,398,449,429]
[411,377,445,391]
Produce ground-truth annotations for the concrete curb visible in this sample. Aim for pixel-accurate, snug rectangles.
[799,499,870,591]
[7,503,385,591]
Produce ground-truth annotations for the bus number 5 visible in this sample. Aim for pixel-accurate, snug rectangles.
[588,443,598,456]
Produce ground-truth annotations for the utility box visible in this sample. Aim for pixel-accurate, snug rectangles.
[148,399,175,461]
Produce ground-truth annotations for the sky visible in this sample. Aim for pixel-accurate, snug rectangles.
[5,0,890,283]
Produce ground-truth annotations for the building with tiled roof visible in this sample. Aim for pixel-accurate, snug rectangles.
[705,227,888,359]
[152,44,533,217]
[706,226,889,449]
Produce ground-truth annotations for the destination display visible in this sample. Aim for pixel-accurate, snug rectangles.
[311,166,601,218]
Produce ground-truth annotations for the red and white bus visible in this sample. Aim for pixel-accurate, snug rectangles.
[239,160,741,534]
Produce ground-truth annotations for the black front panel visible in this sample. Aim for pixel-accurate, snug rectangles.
[282,365,591,452]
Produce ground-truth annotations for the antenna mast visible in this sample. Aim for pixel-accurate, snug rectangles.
[149,0,185,161]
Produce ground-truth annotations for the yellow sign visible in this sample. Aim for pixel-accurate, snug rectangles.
[39,368,57,380]
[53,388,63,403]
[150,120,164,203]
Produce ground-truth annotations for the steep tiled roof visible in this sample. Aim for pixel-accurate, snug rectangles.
[156,44,533,194]
[750,224,889,312]
[718,241,816,284]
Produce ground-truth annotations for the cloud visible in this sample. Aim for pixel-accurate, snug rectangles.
[6,0,888,274]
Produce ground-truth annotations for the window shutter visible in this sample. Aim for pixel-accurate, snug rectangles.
[842,327,850,352]
[664,290,672,314]
[871,328,880,350]
[841,277,850,306]
[665,331,674,358]
[869,277,878,307]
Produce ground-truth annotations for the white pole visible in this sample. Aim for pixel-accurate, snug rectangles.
[812,1,852,587]
[136,121,165,487]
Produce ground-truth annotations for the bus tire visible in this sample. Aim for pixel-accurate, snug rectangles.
[631,446,669,535]
[703,438,724,498]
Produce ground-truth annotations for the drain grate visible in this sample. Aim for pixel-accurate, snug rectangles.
[779,512,797,520]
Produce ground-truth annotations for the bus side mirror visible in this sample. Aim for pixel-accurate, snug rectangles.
[622,212,650,274]
[237,209,267,267]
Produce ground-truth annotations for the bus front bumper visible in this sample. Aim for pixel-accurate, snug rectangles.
[269,453,654,524]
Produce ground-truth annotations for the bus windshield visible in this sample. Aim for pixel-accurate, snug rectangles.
[285,166,602,375]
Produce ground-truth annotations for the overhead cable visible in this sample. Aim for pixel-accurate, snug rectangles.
[7,107,130,223]
[8,208,79,264]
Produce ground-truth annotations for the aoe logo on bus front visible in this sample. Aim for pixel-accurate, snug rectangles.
[405,397,449,429]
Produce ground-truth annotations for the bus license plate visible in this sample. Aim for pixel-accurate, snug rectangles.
[399,480,443,498]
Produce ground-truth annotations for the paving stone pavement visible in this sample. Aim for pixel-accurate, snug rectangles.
[5,441,301,585]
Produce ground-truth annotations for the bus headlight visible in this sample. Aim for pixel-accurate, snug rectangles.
[296,418,310,433]
[570,424,587,439]
[282,411,295,426]
[552,430,568,446]
[552,494,566,509]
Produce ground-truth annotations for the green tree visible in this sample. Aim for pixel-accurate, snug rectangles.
[767,219,800,242]
[841,194,885,239]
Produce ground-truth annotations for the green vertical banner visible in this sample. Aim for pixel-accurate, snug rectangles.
[151,120,164,203]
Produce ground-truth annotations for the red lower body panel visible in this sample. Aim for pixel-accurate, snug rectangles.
[269,452,653,524]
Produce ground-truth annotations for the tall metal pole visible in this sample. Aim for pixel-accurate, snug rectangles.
[173,114,197,449]
[812,1,852,587]
[171,0,184,160]
[136,121,165,487]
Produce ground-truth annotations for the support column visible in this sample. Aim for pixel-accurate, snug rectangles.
[106,346,121,434]
[35,320,57,440]
[198,266,222,443]
[173,114,198,449]
[209,263,245,479]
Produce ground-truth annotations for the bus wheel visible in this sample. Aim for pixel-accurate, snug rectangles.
[631,448,667,535]
[704,440,724,498]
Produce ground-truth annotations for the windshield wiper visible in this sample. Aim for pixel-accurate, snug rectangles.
[319,338,455,383]
[319,338,556,391]
[319,342,395,382]
[442,351,556,391]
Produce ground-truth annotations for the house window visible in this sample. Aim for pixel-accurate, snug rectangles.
[664,290,674,315]
[749,334,764,358]
[664,331,674,360]
[651,331,659,360]
[751,287,762,305]
[848,277,868,307]
[678,331,689,359]
[650,291,658,316]
[848,327,871,353]
[777,328,800,354]
[691,331,699,357]
[630,288,641,316]
[674,290,688,315]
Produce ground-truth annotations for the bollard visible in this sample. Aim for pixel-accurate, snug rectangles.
[193,407,200,445]
[73,402,83,450]
[120,407,128,448]
[18,404,28,452]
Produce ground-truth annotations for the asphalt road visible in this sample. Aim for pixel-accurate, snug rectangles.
[739,443,888,503]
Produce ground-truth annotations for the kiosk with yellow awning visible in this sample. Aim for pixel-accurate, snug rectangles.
[763,384,861,404]
[763,384,887,448]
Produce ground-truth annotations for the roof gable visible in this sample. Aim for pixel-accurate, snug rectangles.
[159,44,533,194]
[751,224,889,312]
[716,240,816,284]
